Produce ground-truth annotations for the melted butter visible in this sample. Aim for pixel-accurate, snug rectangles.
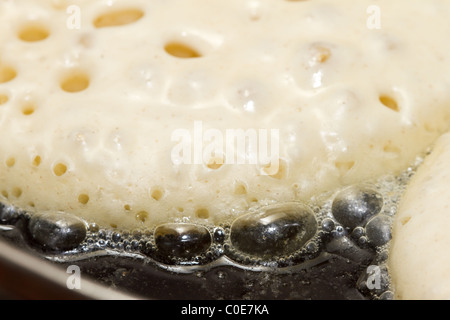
[0,0,449,231]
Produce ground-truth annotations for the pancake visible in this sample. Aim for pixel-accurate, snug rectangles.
[1,0,450,299]
[389,133,450,299]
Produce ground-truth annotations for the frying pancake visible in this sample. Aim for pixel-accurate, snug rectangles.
[1,0,450,299]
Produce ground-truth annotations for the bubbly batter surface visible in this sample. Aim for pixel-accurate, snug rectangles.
[1,0,450,229]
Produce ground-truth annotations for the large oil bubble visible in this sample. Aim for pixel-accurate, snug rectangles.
[154,223,212,258]
[27,212,87,251]
[230,202,317,258]
[331,185,384,230]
